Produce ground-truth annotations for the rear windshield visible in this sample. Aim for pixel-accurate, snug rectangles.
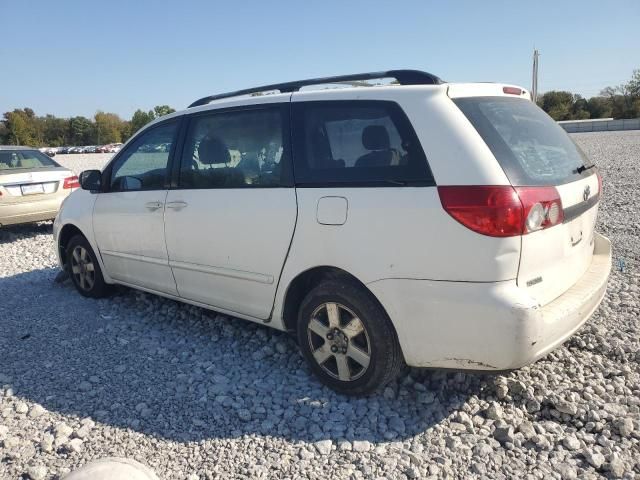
[453,97,591,186]
[0,150,59,170]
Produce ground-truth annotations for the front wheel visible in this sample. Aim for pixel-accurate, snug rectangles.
[66,235,111,298]
[297,280,403,395]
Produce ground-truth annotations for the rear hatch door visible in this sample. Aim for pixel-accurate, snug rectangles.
[453,94,601,306]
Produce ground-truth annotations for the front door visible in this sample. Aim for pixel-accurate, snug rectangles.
[163,103,297,319]
[93,120,180,295]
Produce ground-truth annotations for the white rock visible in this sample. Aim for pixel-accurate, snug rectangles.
[615,417,634,437]
[562,435,581,451]
[608,457,625,478]
[485,403,503,420]
[583,450,605,469]
[26,465,47,480]
[352,440,371,452]
[40,433,54,453]
[28,404,46,418]
[337,440,352,451]
[555,400,578,415]
[55,422,73,440]
[299,448,314,460]
[67,438,84,453]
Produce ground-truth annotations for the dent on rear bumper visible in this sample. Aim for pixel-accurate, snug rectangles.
[368,232,612,370]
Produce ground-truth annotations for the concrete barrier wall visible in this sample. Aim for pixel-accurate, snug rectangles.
[559,118,640,133]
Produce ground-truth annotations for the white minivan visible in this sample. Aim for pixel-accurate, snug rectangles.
[54,70,611,394]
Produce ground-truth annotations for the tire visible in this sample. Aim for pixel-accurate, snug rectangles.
[297,279,403,395]
[66,234,111,298]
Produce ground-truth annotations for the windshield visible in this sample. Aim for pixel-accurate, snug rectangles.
[454,97,591,186]
[0,149,59,170]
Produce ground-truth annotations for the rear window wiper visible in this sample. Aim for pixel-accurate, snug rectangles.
[575,164,596,174]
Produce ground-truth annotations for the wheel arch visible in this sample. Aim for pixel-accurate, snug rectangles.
[280,265,398,341]
[57,223,86,267]
[57,222,112,284]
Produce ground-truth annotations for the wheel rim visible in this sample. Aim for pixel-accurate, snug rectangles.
[70,245,95,291]
[307,302,371,382]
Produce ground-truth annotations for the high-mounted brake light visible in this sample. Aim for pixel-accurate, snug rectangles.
[63,176,80,189]
[438,186,563,237]
[503,86,523,96]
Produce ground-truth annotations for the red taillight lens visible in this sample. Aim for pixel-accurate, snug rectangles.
[597,171,603,195]
[503,86,523,95]
[63,176,80,189]
[438,186,523,237]
[438,185,564,237]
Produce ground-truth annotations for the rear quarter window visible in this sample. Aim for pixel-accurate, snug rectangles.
[454,97,592,186]
[292,100,433,186]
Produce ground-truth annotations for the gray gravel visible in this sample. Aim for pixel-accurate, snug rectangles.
[1,133,639,479]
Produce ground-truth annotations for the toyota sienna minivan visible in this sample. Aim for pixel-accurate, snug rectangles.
[53,70,611,394]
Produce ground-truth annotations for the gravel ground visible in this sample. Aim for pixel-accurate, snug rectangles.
[1,132,639,480]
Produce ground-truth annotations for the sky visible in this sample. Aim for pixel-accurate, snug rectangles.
[1,0,638,119]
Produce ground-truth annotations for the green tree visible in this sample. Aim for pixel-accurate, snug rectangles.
[153,105,175,118]
[587,97,613,119]
[3,109,38,146]
[571,95,590,120]
[119,121,132,143]
[0,121,8,144]
[69,116,93,145]
[129,109,155,135]
[94,111,123,144]
[41,115,69,146]
[538,91,576,120]
[600,69,640,119]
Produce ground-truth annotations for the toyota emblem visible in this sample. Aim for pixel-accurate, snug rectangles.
[583,185,591,202]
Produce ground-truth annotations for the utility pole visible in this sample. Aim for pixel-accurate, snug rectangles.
[532,48,540,103]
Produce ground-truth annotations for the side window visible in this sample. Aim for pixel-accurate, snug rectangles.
[109,121,178,192]
[180,107,288,188]
[292,101,433,185]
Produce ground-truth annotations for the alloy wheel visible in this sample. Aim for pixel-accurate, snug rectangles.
[307,302,371,381]
[70,245,95,291]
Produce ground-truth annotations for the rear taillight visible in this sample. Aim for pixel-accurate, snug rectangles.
[63,176,80,189]
[438,186,523,237]
[515,186,564,233]
[438,185,563,237]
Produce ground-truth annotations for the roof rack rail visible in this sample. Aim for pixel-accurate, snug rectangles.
[188,69,443,108]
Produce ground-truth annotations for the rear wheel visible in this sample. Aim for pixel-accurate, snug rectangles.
[297,280,403,395]
[66,235,110,298]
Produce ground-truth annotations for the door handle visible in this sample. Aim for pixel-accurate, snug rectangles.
[166,201,188,210]
[145,201,163,211]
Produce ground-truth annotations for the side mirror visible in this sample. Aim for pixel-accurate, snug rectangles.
[79,170,102,192]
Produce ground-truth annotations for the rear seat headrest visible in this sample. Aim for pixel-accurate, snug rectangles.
[362,125,390,151]
[198,135,231,165]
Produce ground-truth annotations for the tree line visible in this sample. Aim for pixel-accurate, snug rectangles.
[0,105,175,147]
[537,69,640,121]
[2,69,638,146]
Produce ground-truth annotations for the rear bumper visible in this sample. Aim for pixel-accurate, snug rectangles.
[0,195,67,227]
[368,232,612,370]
